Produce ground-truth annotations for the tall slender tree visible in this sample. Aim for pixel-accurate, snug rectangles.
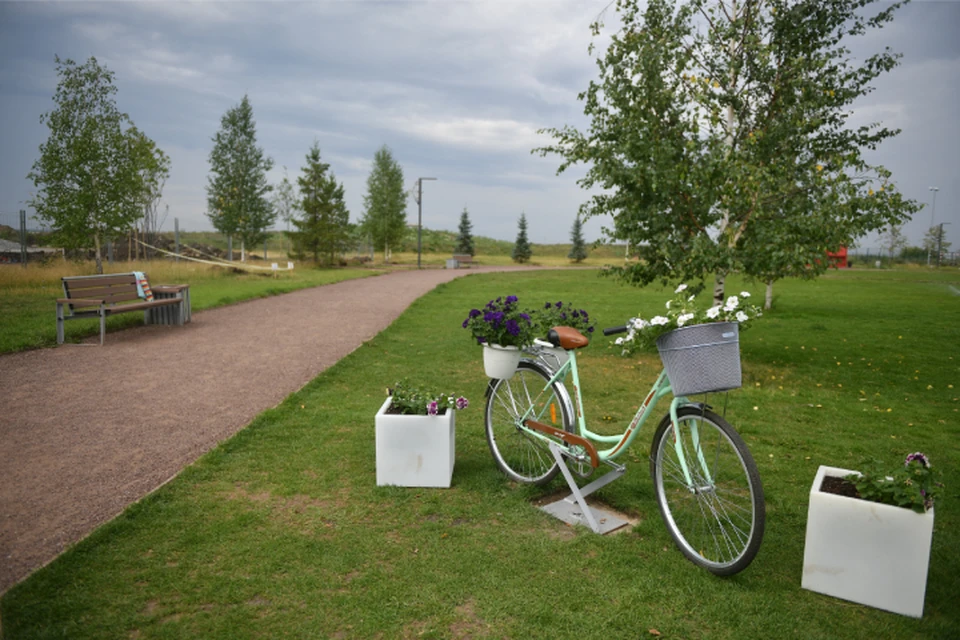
[455,207,475,256]
[512,213,532,263]
[27,56,167,273]
[568,215,588,263]
[288,142,351,266]
[206,95,275,258]
[922,226,951,258]
[359,145,406,262]
[537,0,919,303]
[129,129,171,259]
[273,166,299,253]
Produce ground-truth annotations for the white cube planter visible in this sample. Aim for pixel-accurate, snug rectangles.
[375,397,455,488]
[802,465,934,618]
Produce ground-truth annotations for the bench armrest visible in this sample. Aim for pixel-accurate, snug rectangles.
[151,284,188,293]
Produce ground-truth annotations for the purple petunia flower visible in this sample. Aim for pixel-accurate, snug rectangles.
[462,319,469,328]
[905,452,930,468]
[469,308,482,318]
[555,301,563,309]
[506,319,520,336]
[455,396,469,410]
[545,302,552,309]
[506,295,518,304]
[427,401,439,416]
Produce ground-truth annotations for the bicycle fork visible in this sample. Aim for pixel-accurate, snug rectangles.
[669,397,715,490]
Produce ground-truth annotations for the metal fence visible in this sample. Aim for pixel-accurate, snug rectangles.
[849,248,958,268]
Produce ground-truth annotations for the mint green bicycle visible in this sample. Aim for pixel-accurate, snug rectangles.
[484,325,765,576]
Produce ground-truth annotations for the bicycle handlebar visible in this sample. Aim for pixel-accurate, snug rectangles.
[603,325,628,336]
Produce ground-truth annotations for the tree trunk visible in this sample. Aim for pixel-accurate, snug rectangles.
[227,235,233,261]
[765,280,774,310]
[94,233,103,275]
[713,273,726,306]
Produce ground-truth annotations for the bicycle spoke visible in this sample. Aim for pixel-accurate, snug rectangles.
[651,407,764,575]
[485,363,572,485]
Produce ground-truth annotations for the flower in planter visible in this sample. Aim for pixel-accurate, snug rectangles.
[387,380,469,416]
[844,452,944,513]
[614,284,763,355]
[461,295,536,347]
[533,301,597,337]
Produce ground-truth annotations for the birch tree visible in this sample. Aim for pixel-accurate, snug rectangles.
[536,0,919,303]
[28,56,167,273]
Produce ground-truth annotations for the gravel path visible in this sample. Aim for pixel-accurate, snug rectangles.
[0,266,531,594]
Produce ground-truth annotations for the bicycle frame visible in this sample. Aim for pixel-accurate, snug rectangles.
[519,342,709,486]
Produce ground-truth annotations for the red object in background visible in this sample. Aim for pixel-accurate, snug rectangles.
[826,247,848,268]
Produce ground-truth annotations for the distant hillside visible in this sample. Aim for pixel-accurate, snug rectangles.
[395,226,627,259]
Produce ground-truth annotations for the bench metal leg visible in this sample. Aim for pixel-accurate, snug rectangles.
[56,302,65,345]
[99,304,106,346]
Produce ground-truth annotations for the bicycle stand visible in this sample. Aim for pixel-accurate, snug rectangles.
[539,442,630,535]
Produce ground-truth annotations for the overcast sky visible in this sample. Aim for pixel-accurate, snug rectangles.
[1,0,957,250]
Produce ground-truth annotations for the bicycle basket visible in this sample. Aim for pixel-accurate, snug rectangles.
[655,322,742,396]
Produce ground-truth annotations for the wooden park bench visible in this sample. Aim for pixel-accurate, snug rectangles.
[57,273,191,345]
[452,254,474,266]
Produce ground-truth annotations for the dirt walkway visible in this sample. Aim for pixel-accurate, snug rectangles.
[0,266,529,594]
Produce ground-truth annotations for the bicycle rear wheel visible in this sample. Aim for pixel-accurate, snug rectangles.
[650,406,765,576]
[485,361,574,485]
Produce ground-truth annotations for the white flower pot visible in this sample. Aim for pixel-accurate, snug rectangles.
[482,344,521,379]
[801,465,934,618]
[375,397,455,488]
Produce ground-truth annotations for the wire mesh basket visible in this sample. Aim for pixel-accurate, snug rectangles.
[656,322,742,396]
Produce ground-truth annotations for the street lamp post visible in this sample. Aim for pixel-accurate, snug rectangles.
[416,177,436,269]
[927,186,939,267]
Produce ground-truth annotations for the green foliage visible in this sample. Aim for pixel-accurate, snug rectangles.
[568,215,588,262]
[881,223,909,258]
[387,380,469,416]
[272,166,299,231]
[615,283,763,354]
[537,0,920,300]
[512,213,532,263]
[206,95,275,250]
[461,295,537,347]
[27,56,168,274]
[288,143,351,266]
[847,453,943,514]
[455,207,475,256]
[923,225,952,255]
[359,145,407,260]
[533,300,596,337]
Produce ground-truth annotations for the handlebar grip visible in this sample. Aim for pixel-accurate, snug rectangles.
[603,325,628,336]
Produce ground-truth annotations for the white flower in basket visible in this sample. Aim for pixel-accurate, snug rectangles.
[614,285,763,396]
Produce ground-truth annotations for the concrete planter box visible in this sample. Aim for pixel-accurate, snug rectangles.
[375,397,455,488]
[801,465,934,618]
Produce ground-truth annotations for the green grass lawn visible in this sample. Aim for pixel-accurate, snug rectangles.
[2,269,958,638]
[0,261,381,353]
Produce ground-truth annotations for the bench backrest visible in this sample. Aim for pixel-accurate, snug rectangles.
[452,254,473,262]
[61,273,145,312]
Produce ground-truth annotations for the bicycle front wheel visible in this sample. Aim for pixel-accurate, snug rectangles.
[650,406,765,576]
[485,361,574,485]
